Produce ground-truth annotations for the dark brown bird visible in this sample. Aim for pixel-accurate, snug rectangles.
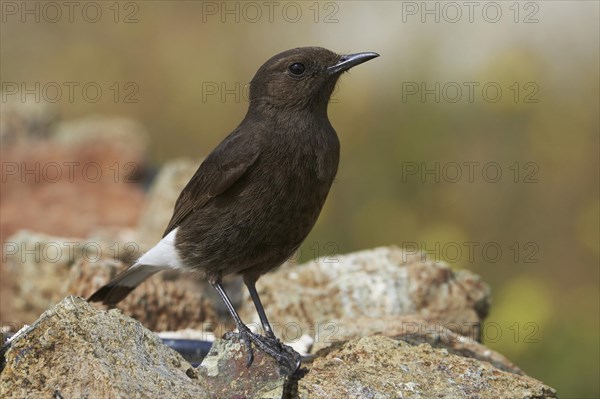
[88,47,378,374]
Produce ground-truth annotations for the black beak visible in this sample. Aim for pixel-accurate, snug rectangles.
[327,52,380,75]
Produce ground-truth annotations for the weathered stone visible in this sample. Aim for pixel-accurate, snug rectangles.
[1,230,140,326]
[0,296,209,399]
[294,336,557,399]
[241,246,491,344]
[198,336,290,398]
[310,315,523,375]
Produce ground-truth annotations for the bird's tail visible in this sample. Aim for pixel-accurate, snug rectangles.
[87,263,163,306]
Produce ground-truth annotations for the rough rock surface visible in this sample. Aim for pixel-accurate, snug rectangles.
[241,246,490,343]
[294,336,557,399]
[198,336,290,398]
[0,296,209,399]
[309,315,523,374]
[0,298,557,399]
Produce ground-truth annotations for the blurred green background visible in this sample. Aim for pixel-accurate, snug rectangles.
[1,1,598,397]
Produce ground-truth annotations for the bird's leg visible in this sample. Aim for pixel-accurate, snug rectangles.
[210,279,301,375]
[210,280,255,365]
[243,277,301,374]
[244,278,276,340]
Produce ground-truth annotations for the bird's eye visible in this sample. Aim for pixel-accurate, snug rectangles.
[288,63,306,76]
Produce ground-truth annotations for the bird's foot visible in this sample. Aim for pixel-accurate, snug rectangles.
[224,327,301,376]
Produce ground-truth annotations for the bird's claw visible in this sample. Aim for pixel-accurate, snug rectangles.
[224,327,301,376]
[224,329,255,367]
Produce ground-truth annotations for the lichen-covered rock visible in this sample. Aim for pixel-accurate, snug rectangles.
[241,247,491,344]
[0,296,209,399]
[295,336,557,399]
[198,336,290,398]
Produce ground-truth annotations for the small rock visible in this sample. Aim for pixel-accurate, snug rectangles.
[198,336,292,398]
[0,296,209,399]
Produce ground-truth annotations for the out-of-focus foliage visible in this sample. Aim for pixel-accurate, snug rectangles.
[1,2,598,397]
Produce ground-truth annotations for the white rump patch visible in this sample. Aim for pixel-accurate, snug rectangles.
[137,228,185,270]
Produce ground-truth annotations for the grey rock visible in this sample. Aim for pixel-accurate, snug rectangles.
[2,230,106,325]
[294,336,557,399]
[310,315,523,375]
[0,296,209,399]
[241,246,491,345]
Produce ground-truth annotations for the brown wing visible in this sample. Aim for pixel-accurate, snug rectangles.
[162,129,261,237]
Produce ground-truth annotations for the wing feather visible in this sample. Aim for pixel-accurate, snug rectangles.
[162,128,261,237]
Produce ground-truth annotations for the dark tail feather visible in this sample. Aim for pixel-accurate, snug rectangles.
[87,263,162,306]
[88,284,138,305]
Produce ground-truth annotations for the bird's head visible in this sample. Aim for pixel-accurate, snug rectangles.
[248,47,379,114]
